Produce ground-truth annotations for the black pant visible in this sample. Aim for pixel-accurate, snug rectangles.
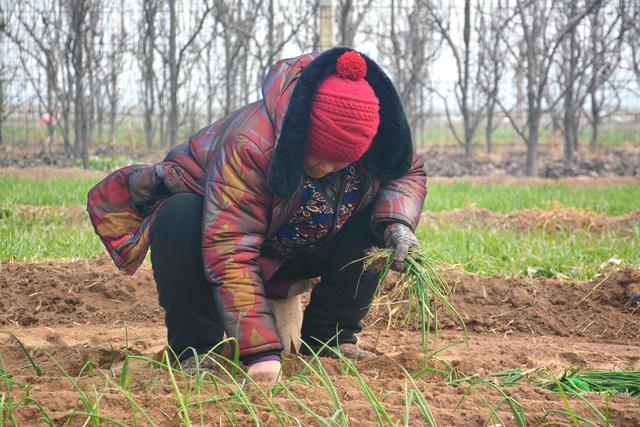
[150,193,382,358]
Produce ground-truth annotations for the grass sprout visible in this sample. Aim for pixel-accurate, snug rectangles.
[546,368,640,398]
[362,248,467,353]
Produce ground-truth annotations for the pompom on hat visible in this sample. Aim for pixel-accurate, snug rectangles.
[306,51,380,163]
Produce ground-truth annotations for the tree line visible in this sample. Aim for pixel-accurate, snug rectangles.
[0,0,639,174]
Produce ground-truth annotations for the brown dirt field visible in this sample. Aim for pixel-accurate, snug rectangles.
[0,205,89,225]
[420,206,640,234]
[1,259,639,425]
[2,165,639,186]
[0,166,106,180]
[429,175,640,187]
[7,203,639,235]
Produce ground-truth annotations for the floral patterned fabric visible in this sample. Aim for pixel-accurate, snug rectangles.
[265,165,361,258]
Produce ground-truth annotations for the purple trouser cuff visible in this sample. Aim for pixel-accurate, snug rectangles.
[243,351,281,365]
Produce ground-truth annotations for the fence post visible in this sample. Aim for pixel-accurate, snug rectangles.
[319,0,334,51]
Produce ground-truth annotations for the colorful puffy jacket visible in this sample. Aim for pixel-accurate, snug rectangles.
[87,47,427,360]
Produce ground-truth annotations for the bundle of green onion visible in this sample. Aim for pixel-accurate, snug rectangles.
[550,368,640,398]
[362,248,466,353]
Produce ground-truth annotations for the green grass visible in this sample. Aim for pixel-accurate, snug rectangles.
[416,223,640,279]
[0,176,99,206]
[0,207,103,260]
[3,175,639,216]
[0,174,638,279]
[1,205,637,280]
[426,180,640,215]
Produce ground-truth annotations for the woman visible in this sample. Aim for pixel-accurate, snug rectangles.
[87,48,427,385]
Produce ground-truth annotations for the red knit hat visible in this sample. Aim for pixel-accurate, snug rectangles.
[307,51,380,163]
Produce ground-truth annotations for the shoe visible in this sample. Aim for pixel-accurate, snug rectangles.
[177,353,223,375]
[301,342,378,361]
[338,343,377,361]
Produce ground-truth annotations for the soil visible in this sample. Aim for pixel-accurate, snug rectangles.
[0,144,162,169]
[429,175,640,187]
[420,206,640,234]
[1,258,639,425]
[419,144,640,178]
[1,205,89,225]
[0,166,106,180]
[2,142,640,178]
[6,202,639,235]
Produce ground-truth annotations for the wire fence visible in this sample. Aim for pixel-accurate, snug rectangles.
[2,107,639,155]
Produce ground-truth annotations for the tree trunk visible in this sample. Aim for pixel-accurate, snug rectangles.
[168,0,178,147]
[526,91,540,176]
[526,107,541,176]
[86,38,96,150]
[144,105,154,149]
[464,135,472,159]
[142,0,156,150]
[46,122,55,153]
[46,61,56,153]
[96,87,104,142]
[71,1,89,168]
[526,139,537,176]
[0,70,4,146]
[206,44,215,123]
[485,102,494,154]
[159,107,167,148]
[62,58,73,154]
[108,87,117,146]
[590,92,600,149]
[75,76,88,168]
[515,46,524,145]
[462,0,472,160]
[563,99,575,162]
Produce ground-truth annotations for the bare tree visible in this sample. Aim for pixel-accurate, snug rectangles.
[85,0,104,149]
[584,1,625,150]
[547,0,623,161]
[554,0,594,162]
[253,0,318,84]
[64,0,95,167]
[477,0,510,154]
[6,1,65,153]
[379,0,439,146]
[624,0,640,85]
[495,0,601,175]
[214,0,263,115]
[154,0,214,147]
[292,0,321,52]
[427,0,488,159]
[104,0,129,146]
[203,18,220,124]
[335,0,374,46]
[137,0,159,149]
[0,4,20,146]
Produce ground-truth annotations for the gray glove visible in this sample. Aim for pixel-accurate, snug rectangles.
[383,223,420,272]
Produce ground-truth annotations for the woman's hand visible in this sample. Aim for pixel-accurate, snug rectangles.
[246,360,281,385]
[383,223,420,272]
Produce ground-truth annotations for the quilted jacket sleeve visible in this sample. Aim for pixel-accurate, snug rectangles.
[201,134,282,359]
[371,153,427,232]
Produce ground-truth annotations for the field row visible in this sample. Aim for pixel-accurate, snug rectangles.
[1,258,638,425]
[1,174,640,215]
[1,173,638,279]
[1,203,638,280]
